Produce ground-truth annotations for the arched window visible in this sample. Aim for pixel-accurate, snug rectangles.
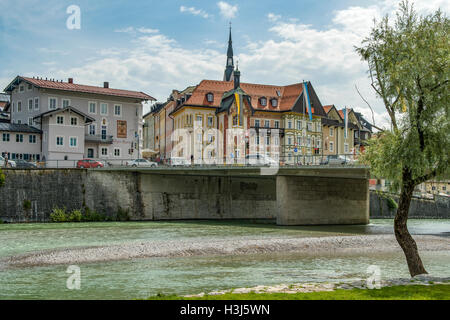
[206,93,214,102]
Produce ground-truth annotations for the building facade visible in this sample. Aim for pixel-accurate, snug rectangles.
[2,76,154,164]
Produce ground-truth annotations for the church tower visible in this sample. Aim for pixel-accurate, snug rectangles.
[223,25,234,81]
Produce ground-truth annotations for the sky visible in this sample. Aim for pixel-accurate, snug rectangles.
[0,0,448,128]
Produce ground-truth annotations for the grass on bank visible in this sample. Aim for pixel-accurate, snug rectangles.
[147,284,450,300]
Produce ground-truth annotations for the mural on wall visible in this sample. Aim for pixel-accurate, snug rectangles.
[117,120,127,138]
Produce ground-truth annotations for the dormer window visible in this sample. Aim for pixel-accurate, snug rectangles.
[260,97,267,106]
[271,98,278,107]
[206,93,214,102]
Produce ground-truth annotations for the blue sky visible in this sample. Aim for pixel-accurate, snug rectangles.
[0,0,448,125]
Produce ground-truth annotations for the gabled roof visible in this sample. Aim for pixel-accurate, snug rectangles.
[4,76,155,101]
[0,122,42,134]
[33,106,95,124]
[171,79,326,116]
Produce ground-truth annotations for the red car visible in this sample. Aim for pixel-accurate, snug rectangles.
[76,159,104,169]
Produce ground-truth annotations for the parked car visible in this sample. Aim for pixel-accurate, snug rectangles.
[14,159,37,169]
[245,154,278,166]
[126,159,158,167]
[320,155,354,165]
[170,157,191,166]
[76,159,104,168]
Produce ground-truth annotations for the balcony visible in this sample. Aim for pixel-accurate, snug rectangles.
[85,134,113,144]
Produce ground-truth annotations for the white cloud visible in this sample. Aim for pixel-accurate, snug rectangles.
[267,13,281,22]
[217,1,238,19]
[180,6,211,19]
[114,27,159,34]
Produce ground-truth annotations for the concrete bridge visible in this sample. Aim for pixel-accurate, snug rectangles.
[0,167,370,225]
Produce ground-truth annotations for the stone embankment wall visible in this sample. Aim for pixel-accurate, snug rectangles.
[370,191,450,218]
[0,169,276,223]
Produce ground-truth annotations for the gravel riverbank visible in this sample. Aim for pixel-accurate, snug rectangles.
[2,234,449,269]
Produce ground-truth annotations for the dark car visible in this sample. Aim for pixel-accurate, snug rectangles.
[76,159,104,168]
[14,159,37,168]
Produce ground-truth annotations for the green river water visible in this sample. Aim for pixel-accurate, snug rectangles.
[0,219,448,299]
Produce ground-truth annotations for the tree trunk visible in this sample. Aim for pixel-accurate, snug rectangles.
[394,169,428,277]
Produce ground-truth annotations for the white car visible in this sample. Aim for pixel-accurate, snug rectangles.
[170,157,191,166]
[245,154,278,166]
[126,159,158,167]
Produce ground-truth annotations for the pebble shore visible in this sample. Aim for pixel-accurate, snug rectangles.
[1,234,449,269]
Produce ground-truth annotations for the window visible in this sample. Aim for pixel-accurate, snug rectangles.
[34,97,39,110]
[330,127,334,137]
[28,99,33,111]
[17,101,22,112]
[264,120,270,128]
[17,120,22,124]
[271,98,278,107]
[288,137,292,145]
[307,122,313,131]
[27,83,32,91]
[297,136,301,145]
[297,120,302,130]
[330,141,334,152]
[207,116,213,127]
[254,119,260,127]
[71,117,78,126]
[16,134,24,143]
[274,120,279,129]
[274,136,279,145]
[56,116,64,124]
[196,115,202,125]
[28,117,33,126]
[344,143,349,153]
[2,133,10,141]
[101,147,108,156]
[29,135,36,144]
[19,85,24,92]
[114,104,121,116]
[100,103,108,115]
[89,124,96,135]
[62,99,70,108]
[266,136,270,145]
[307,137,311,147]
[56,136,64,146]
[260,97,267,106]
[69,137,77,147]
[317,122,322,132]
[114,148,120,157]
[89,102,96,114]
[49,98,57,110]
[208,134,213,143]
[206,93,214,102]
[288,121,292,129]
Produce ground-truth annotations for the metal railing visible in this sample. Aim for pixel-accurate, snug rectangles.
[2,154,363,169]
[84,134,114,144]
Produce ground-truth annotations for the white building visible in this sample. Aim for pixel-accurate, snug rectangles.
[2,76,155,165]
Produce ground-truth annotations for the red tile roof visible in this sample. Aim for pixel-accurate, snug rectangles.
[323,105,334,113]
[182,80,307,112]
[10,76,155,101]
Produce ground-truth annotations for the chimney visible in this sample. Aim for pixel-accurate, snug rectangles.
[104,82,109,88]
[68,78,73,84]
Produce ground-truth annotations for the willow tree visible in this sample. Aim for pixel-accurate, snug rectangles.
[356,1,449,277]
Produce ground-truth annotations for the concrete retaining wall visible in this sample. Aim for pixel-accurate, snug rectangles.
[370,191,450,218]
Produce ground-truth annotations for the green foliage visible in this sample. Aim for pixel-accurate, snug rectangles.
[68,209,83,222]
[386,196,398,210]
[356,1,450,187]
[23,200,32,211]
[0,169,4,187]
[82,207,107,222]
[116,207,130,221]
[50,207,68,222]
